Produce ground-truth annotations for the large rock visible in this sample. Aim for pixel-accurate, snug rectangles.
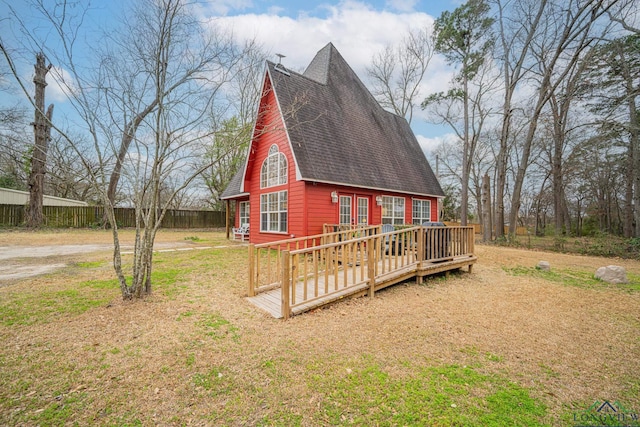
[537,261,550,271]
[594,265,628,284]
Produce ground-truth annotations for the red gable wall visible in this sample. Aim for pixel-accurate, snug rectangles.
[245,75,307,245]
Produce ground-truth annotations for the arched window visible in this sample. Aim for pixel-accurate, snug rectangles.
[260,145,287,188]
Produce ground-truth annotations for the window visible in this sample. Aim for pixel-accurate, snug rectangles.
[239,201,250,226]
[382,196,405,225]
[260,145,287,188]
[260,191,287,232]
[412,199,431,224]
[357,197,368,225]
[339,196,352,225]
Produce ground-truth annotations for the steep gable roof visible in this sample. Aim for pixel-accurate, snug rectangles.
[221,43,443,199]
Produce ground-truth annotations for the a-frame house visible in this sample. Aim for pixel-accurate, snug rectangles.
[221,43,444,244]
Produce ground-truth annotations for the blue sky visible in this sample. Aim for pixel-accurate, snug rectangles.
[1,0,462,152]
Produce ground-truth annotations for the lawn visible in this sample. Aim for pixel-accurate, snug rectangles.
[0,230,639,426]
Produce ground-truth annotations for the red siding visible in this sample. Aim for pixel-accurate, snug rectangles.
[431,198,439,221]
[305,183,339,235]
[232,196,249,228]
[302,184,439,234]
[245,75,306,245]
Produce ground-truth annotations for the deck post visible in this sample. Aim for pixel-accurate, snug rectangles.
[248,244,255,296]
[282,250,291,320]
[417,226,425,285]
[225,200,230,240]
[368,236,375,298]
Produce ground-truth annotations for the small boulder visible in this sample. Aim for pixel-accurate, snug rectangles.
[537,261,550,271]
[594,265,628,284]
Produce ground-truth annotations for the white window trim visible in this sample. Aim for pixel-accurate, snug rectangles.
[381,196,405,225]
[260,144,288,189]
[339,196,352,225]
[412,198,431,224]
[357,197,368,225]
[260,190,288,233]
[239,201,250,226]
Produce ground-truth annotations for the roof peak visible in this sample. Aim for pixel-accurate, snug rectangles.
[302,42,338,84]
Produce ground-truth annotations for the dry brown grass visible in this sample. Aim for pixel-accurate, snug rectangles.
[0,230,638,426]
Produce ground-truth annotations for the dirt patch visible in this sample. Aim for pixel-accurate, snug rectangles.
[0,263,67,281]
[0,229,225,282]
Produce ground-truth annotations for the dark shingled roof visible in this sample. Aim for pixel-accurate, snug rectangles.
[221,43,443,200]
[220,164,247,199]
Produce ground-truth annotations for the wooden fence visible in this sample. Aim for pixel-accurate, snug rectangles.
[0,205,226,229]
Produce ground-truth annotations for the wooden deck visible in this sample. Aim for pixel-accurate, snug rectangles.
[247,255,476,318]
[245,225,477,319]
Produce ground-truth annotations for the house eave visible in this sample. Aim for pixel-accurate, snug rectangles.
[301,177,444,199]
[220,192,249,201]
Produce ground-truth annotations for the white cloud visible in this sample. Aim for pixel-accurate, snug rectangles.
[18,65,76,104]
[214,1,437,78]
[48,66,79,103]
[416,133,459,154]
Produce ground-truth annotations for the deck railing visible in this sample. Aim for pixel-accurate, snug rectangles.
[247,225,381,296]
[248,225,475,319]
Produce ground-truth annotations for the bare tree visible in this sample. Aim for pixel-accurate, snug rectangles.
[26,52,53,228]
[507,0,618,236]
[547,49,594,236]
[1,0,253,299]
[492,0,547,239]
[199,42,267,209]
[422,58,498,226]
[96,1,247,218]
[0,103,29,190]
[367,28,434,124]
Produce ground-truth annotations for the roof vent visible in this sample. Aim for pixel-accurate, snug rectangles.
[274,53,290,76]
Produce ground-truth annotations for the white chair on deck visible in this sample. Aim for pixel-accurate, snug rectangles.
[232,223,250,241]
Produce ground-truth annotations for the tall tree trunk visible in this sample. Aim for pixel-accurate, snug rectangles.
[626,68,640,238]
[474,179,483,227]
[623,142,634,238]
[482,173,492,241]
[612,37,639,237]
[495,114,508,239]
[494,0,547,239]
[461,70,470,226]
[27,53,54,228]
[634,125,640,238]
[552,131,565,235]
